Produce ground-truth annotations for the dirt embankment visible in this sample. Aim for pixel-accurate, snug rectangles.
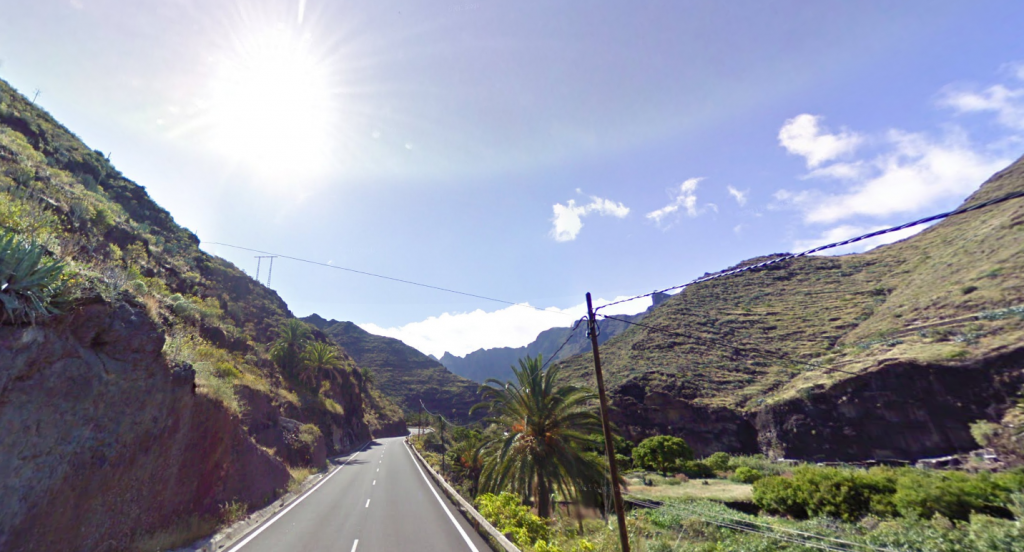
[0,297,288,551]
[609,349,1024,461]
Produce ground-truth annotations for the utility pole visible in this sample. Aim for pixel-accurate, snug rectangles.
[254,255,278,286]
[586,292,631,552]
[419,401,424,442]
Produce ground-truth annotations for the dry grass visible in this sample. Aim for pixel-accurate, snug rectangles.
[287,466,318,493]
[626,479,753,502]
[129,514,218,552]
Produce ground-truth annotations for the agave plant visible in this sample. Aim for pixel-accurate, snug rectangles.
[0,231,69,324]
[471,355,608,518]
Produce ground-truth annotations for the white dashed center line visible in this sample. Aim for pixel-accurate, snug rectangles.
[373,480,376,485]
[350,539,359,552]
[365,499,371,508]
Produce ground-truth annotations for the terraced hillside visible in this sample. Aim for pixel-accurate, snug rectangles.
[305,315,484,421]
[559,155,1024,461]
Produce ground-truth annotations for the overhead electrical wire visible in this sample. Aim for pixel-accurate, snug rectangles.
[599,314,862,376]
[204,241,576,318]
[540,317,588,370]
[595,189,1024,312]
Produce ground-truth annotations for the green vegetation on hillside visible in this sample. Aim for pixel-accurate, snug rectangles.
[0,77,402,464]
[560,159,1024,409]
[305,315,482,420]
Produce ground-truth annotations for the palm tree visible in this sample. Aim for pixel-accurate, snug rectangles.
[270,319,310,372]
[470,355,607,518]
[299,341,339,387]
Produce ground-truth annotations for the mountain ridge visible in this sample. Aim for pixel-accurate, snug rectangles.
[304,314,484,421]
[439,292,672,383]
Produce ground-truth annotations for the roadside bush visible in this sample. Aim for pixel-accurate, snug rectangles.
[730,466,764,484]
[475,492,548,546]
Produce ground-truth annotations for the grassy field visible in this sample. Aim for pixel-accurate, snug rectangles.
[626,478,752,502]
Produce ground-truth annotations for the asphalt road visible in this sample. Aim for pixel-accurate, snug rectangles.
[226,436,490,552]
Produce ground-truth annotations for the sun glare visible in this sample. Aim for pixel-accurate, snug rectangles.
[207,18,337,182]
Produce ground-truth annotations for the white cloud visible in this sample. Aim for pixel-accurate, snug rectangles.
[780,129,1010,224]
[358,295,653,358]
[791,223,930,256]
[550,194,629,242]
[726,185,748,206]
[940,77,1024,130]
[779,114,863,168]
[646,177,705,226]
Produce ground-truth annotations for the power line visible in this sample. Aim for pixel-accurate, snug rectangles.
[541,317,588,370]
[595,189,1024,313]
[205,241,575,318]
[420,399,474,429]
[599,314,862,376]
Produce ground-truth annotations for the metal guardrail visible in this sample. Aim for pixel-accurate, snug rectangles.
[405,437,521,552]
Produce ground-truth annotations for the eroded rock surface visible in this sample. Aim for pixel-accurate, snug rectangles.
[0,297,289,551]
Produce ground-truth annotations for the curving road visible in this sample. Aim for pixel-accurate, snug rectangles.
[226,435,490,552]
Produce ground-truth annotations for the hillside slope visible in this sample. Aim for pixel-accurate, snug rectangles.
[440,293,671,383]
[0,78,402,550]
[305,315,483,421]
[559,156,1024,461]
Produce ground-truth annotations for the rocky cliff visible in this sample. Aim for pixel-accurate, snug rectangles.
[0,296,289,551]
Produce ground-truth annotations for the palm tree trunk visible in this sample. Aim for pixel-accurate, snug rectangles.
[536,475,551,518]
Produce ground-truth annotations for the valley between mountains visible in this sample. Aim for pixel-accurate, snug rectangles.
[2,72,1024,551]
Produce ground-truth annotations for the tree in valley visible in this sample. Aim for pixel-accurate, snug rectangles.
[633,435,693,475]
[471,355,607,518]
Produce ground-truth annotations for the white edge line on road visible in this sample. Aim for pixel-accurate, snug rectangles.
[226,442,370,552]
[350,539,359,552]
[404,441,480,552]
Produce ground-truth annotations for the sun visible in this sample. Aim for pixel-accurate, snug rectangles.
[205,14,338,182]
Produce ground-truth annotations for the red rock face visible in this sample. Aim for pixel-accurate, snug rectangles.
[607,351,1024,462]
[0,297,289,552]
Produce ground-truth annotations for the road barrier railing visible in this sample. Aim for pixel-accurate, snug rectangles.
[405,437,521,552]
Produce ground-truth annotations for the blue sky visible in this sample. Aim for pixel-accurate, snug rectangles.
[3,0,1024,357]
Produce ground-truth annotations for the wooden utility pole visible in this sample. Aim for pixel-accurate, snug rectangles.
[586,292,631,552]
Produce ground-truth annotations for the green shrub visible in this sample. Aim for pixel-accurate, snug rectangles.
[678,460,716,479]
[0,231,71,324]
[730,466,763,484]
[475,492,548,546]
[754,466,898,521]
[214,361,240,379]
[129,279,147,296]
[892,470,1004,521]
[633,435,693,474]
[705,452,731,473]
[297,423,322,448]
[752,476,808,518]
